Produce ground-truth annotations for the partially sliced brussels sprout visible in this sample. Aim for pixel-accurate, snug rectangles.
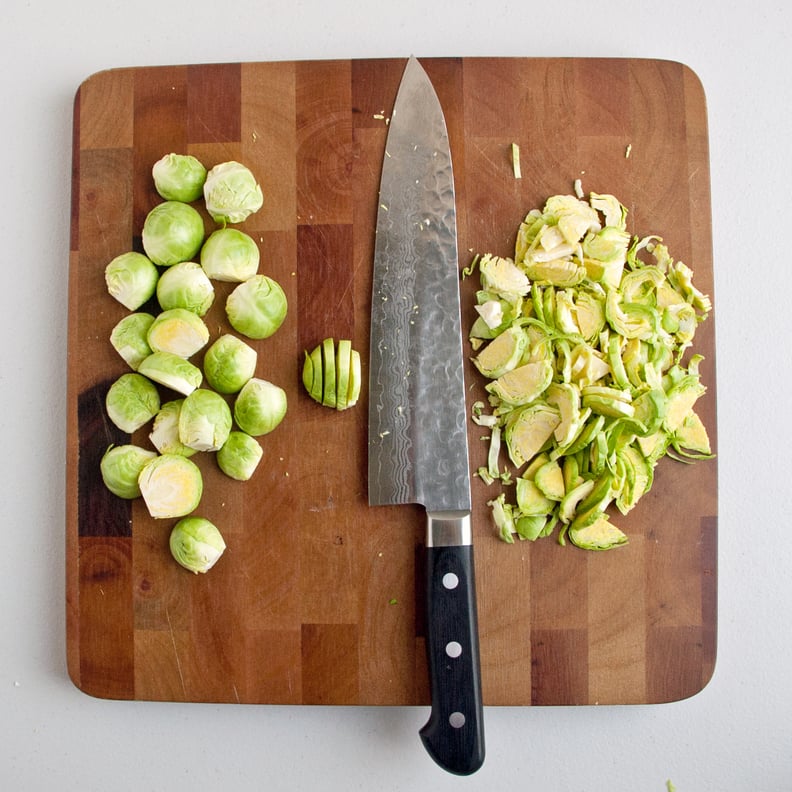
[110,313,155,371]
[217,431,263,481]
[105,372,161,433]
[234,378,287,436]
[169,517,226,574]
[178,389,233,452]
[138,351,202,396]
[138,453,203,519]
[301,338,362,411]
[105,252,159,311]
[147,308,210,359]
[202,334,257,394]
[100,444,158,498]
[156,261,215,316]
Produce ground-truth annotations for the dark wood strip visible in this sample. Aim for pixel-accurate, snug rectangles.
[296,223,354,350]
[132,66,188,230]
[187,63,242,144]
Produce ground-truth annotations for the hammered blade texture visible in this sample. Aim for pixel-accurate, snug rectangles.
[368,58,471,513]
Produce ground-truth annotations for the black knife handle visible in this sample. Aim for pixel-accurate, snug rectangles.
[419,537,485,775]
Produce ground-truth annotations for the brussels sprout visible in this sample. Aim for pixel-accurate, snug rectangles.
[152,153,207,203]
[203,161,263,224]
[100,444,158,498]
[485,360,553,406]
[225,275,287,340]
[147,308,210,358]
[217,431,263,481]
[473,326,527,379]
[105,372,161,433]
[479,254,530,296]
[178,389,233,452]
[468,187,715,549]
[233,378,287,436]
[542,194,601,243]
[568,514,627,551]
[169,517,226,574]
[141,201,205,266]
[138,351,202,396]
[149,399,197,457]
[503,404,561,467]
[301,338,362,411]
[202,334,257,394]
[110,313,155,370]
[156,261,214,316]
[138,453,203,519]
[105,252,159,310]
[200,228,260,282]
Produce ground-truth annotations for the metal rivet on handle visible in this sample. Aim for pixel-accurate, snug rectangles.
[442,572,459,589]
[445,641,462,658]
[449,712,466,729]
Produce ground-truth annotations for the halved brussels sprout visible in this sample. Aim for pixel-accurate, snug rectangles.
[152,153,207,203]
[225,275,288,340]
[105,252,159,311]
[147,308,210,359]
[110,313,155,370]
[169,517,226,574]
[149,399,197,457]
[217,431,263,481]
[200,228,260,282]
[156,261,214,316]
[203,161,263,224]
[138,351,202,396]
[100,444,158,498]
[202,334,257,394]
[105,373,161,433]
[178,389,233,452]
[138,453,203,519]
[142,201,205,267]
[234,378,287,436]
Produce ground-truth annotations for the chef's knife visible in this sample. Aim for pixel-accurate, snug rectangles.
[368,56,485,776]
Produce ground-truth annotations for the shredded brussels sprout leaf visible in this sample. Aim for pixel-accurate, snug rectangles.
[469,188,714,550]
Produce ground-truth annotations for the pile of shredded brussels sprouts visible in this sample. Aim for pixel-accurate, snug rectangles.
[466,188,714,551]
[100,154,287,574]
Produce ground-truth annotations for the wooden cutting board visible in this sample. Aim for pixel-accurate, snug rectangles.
[66,57,717,706]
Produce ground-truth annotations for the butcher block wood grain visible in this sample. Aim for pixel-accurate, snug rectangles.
[66,57,717,706]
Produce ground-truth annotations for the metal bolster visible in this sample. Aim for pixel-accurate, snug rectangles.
[426,511,472,547]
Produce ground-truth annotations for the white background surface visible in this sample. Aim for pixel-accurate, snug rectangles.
[2,1,790,789]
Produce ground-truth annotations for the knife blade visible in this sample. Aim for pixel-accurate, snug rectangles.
[368,56,485,776]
